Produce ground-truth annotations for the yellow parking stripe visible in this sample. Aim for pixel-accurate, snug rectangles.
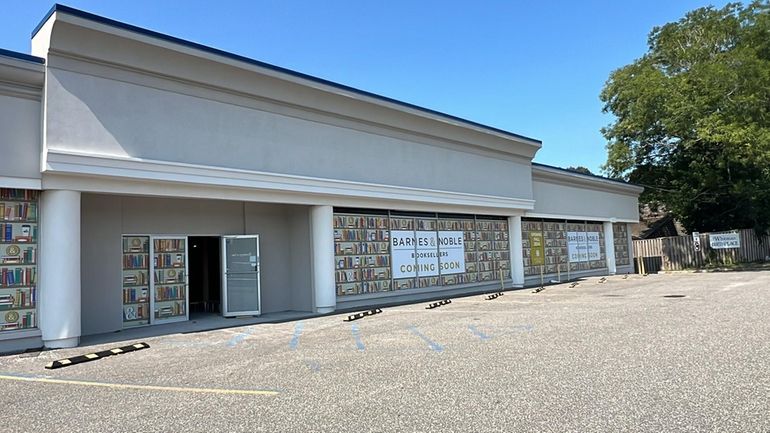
[0,374,278,396]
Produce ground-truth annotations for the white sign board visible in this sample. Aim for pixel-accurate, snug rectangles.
[709,232,740,249]
[587,232,601,261]
[415,231,439,277]
[567,231,587,262]
[568,231,600,262]
[437,231,465,275]
[390,231,415,279]
[391,231,465,278]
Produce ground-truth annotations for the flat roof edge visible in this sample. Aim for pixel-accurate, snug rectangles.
[0,47,45,65]
[532,163,644,193]
[36,4,541,145]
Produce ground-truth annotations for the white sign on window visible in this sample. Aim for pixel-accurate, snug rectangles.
[438,231,465,275]
[391,231,418,279]
[568,231,600,262]
[415,231,439,277]
[567,231,587,262]
[391,230,465,278]
[709,232,740,249]
[587,232,601,261]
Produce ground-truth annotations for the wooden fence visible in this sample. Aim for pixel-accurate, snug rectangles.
[633,229,770,272]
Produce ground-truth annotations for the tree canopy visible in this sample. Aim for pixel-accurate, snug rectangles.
[600,1,770,233]
[566,166,594,175]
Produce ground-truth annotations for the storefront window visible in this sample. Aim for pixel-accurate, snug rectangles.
[613,223,631,265]
[523,218,607,277]
[0,188,39,331]
[334,210,510,296]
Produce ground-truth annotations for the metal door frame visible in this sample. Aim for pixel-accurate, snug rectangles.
[221,235,261,317]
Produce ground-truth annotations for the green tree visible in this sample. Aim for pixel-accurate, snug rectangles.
[566,166,594,175]
[600,1,770,233]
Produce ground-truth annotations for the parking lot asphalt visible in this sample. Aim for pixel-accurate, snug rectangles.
[1,270,769,433]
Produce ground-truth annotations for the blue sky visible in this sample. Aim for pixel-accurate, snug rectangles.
[1,1,732,173]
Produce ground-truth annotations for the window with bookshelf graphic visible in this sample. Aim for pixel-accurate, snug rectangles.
[152,238,187,323]
[415,217,439,288]
[475,219,511,283]
[522,219,542,276]
[334,211,512,297]
[388,215,414,291]
[543,220,568,275]
[613,223,631,265]
[566,222,590,272]
[524,219,606,276]
[587,222,606,270]
[437,218,477,286]
[122,236,150,328]
[334,214,392,295]
[0,188,38,332]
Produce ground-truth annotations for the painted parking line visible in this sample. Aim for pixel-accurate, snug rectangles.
[305,360,321,372]
[468,325,492,341]
[0,373,279,396]
[494,324,535,337]
[227,327,255,348]
[289,321,304,350]
[407,325,444,353]
[350,323,365,351]
[512,324,534,333]
[161,340,219,349]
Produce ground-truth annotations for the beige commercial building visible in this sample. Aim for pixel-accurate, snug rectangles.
[0,5,641,353]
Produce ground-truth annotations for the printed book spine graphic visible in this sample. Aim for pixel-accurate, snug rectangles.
[524,219,609,276]
[334,213,511,296]
[121,236,150,327]
[334,214,392,295]
[613,223,630,265]
[0,188,39,331]
[152,238,186,321]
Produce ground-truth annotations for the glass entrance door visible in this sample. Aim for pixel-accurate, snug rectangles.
[221,235,261,317]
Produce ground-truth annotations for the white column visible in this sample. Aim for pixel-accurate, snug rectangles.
[310,205,335,313]
[39,190,81,348]
[604,221,616,275]
[509,216,525,288]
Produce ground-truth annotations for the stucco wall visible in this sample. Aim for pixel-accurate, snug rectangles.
[0,93,41,181]
[531,179,639,222]
[44,66,532,199]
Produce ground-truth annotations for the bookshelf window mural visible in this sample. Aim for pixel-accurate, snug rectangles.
[122,236,150,327]
[522,218,607,277]
[152,237,187,323]
[613,223,631,266]
[334,210,510,296]
[0,188,39,332]
[121,235,188,328]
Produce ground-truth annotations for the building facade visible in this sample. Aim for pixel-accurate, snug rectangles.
[0,5,641,353]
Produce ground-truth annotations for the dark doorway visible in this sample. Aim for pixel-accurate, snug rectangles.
[188,236,221,316]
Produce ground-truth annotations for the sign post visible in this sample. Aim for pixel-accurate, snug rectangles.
[692,232,701,269]
[498,262,505,291]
